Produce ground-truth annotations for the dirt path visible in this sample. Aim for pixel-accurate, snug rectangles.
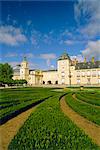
[73,94,100,108]
[60,96,100,146]
[0,106,37,150]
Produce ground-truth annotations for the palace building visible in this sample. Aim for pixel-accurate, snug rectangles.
[13,52,100,86]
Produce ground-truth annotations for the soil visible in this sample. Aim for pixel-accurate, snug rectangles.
[60,96,100,146]
[0,106,37,150]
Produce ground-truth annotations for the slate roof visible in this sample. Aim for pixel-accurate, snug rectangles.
[75,61,100,70]
[58,52,70,60]
[43,69,57,72]
[29,69,36,73]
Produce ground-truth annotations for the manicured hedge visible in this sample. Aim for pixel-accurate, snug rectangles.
[8,93,98,149]
[0,88,54,124]
[65,93,100,125]
[76,92,100,106]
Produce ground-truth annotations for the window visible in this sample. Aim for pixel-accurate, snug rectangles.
[82,72,85,77]
[98,79,100,84]
[87,78,91,84]
[43,81,45,84]
[77,71,80,77]
[62,67,65,71]
[47,81,52,84]
[92,71,96,76]
[61,72,65,77]
[55,81,58,84]
[61,79,65,84]
[87,71,91,76]
[77,79,80,84]
[98,71,100,76]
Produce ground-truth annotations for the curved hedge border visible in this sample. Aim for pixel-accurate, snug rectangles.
[8,93,99,149]
[65,93,100,125]
[76,93,100,106]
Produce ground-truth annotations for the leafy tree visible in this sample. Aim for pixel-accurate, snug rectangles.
[0,63,27,86]
[0,63,13,79]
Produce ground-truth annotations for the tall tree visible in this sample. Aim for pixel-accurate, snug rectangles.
[0,63,13,79]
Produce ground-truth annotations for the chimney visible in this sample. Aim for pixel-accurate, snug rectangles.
[91,57,95,63]
[84,57,86,63]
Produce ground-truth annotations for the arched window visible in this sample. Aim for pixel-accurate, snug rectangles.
[47,81,52,84]
[43,81,45,84]
[55,81,58,84]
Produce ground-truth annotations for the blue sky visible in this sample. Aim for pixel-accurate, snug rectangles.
[0,0,100,70]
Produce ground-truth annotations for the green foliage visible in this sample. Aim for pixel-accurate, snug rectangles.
[0,63,27,86]
[8,89,99,149]
[0,63,13,79]
[0,88,54,120]
[65,92,100,125]
[76,92,100,106]
[13,79,27,85]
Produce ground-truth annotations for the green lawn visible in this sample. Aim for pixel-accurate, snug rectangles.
[65,91,100,125]
[1,87,99,149]
[0,87,54,124]
[76,91,100,106]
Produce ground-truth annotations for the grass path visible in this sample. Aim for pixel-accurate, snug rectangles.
[0,106,37,150]
[60,96,100,146]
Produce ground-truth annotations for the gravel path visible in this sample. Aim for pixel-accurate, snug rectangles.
[0,106,37,150]
[60,96,100,146]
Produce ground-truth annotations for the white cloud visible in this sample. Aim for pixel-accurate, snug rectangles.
[0,25,27,46]
[50,65,55,69]
[40,53,56,60]
[40,53,56,67]
[30,29,41,48]
[61,29,73,37]
[26,53,34,58]
[81,23,100,37]
[9,61,20,68]
[27,20,32,26]
[13,20,17,25]
[43,34,52,45]
[29,62,39,69]
[4,52,34,59]
[74,0,100,37]
[71,54,84,62]
[30,29,55,47]
[7,14,11,22]
[64,40,73,45]
[4,52,18,58]
[82,40,100,60]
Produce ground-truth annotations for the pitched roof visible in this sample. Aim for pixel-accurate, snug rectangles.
[43,69,57,72]
[75,61,100,70]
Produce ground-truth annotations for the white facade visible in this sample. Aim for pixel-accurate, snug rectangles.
[13,53,100,86]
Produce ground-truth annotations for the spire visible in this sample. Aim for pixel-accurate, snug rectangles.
[23,56,27,61]
[58,50,70,60]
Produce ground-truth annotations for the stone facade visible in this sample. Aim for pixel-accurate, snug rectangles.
[13,53,100,86]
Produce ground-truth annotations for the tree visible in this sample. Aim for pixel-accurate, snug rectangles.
[0,63,13,79]
[0,63,13,86]
[0,63,27,86]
